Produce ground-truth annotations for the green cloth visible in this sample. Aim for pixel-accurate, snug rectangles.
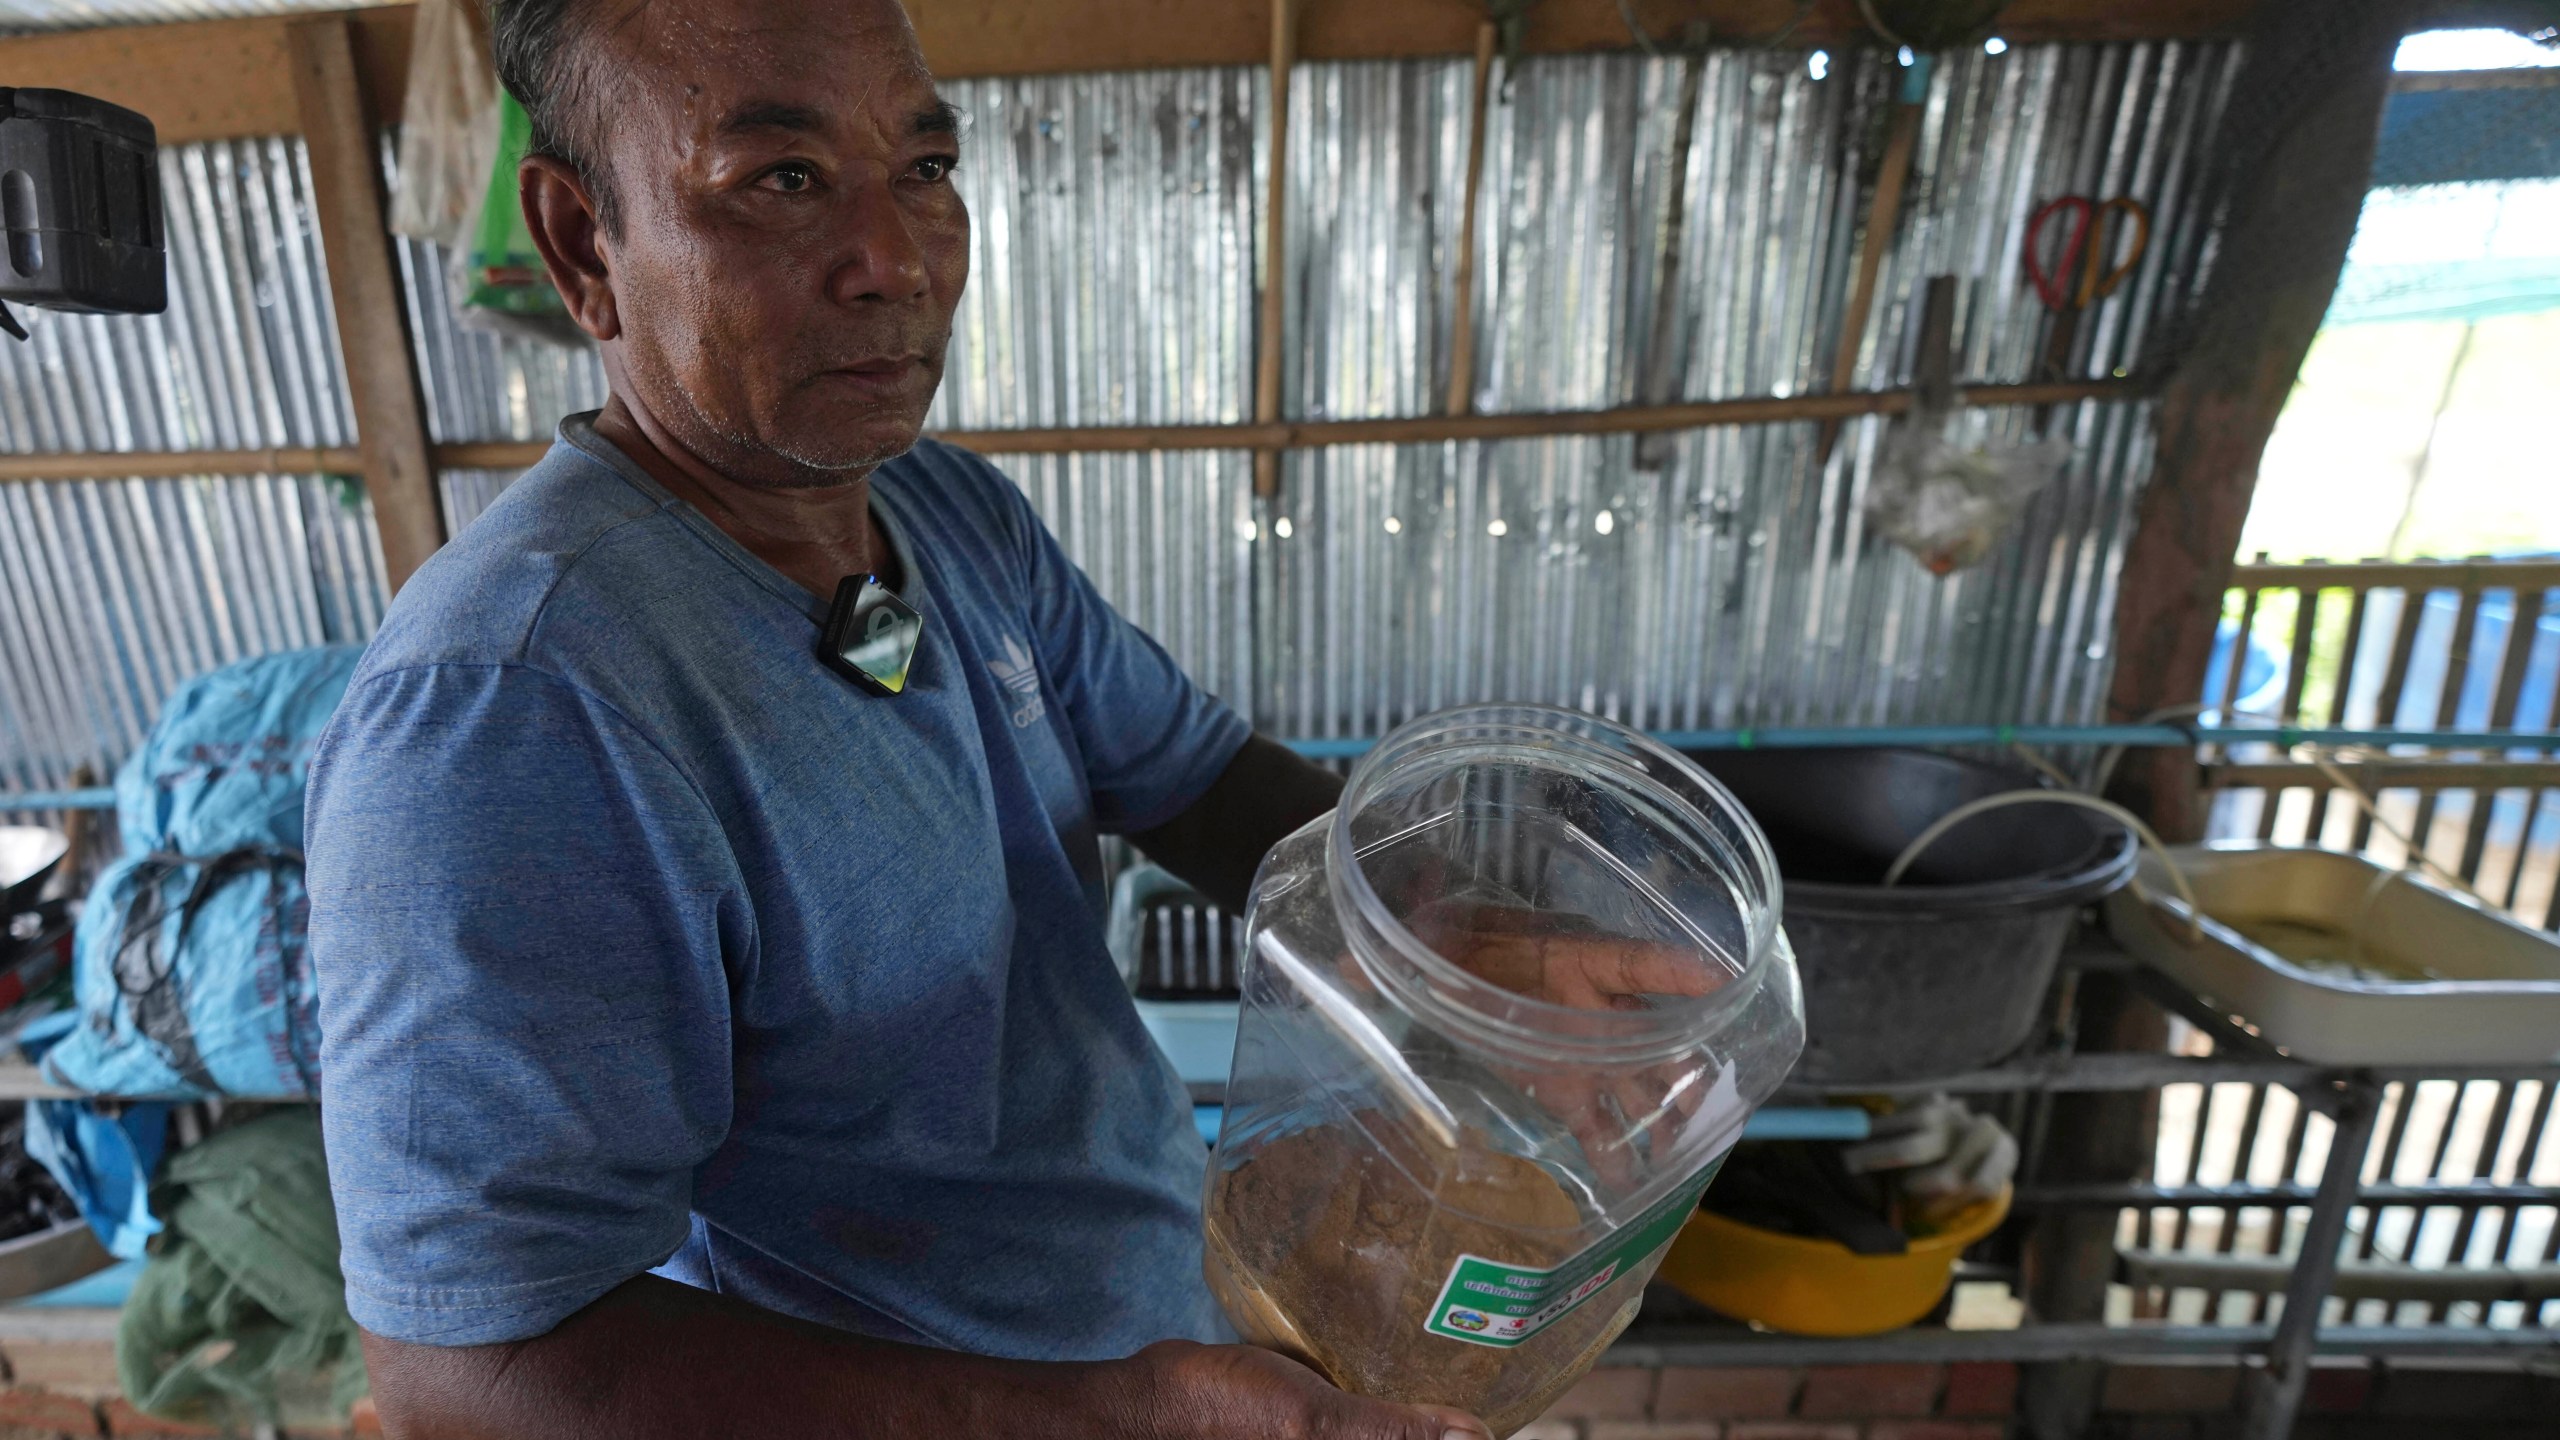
[116,1110,366,1429]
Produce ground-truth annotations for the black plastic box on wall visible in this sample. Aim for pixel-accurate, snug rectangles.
[0,88,165,320]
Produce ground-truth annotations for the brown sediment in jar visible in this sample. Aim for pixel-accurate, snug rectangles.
[1204,1120,1647,1438]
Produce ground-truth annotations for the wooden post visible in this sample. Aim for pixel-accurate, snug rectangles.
[2100,2,2407,844]
[2017,970,2170,1440]
[57,766,97,895]
[1252,0,1300,501]
[1633,33,1709,472]
[2030,7,2413,1438]
[289,14,446,592]
[1443,19,1497,419]
[1813,96,1923,466]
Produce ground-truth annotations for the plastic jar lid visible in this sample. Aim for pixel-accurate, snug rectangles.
[1326,704,1785,1068]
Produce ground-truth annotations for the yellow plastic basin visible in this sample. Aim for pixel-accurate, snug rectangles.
[1656,1185,2012,1337]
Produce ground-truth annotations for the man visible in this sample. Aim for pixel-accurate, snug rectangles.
[310,0,1677,1434]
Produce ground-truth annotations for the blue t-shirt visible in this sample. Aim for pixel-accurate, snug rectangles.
[306,415,1249,1353]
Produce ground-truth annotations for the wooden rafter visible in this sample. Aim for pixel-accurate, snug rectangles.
[0,6,411,148]
[0,377,2150,483]
[7,2,2269,148]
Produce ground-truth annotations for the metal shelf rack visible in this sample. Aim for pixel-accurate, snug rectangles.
[0,935,2550,1440]
[1613,935,2560,1440]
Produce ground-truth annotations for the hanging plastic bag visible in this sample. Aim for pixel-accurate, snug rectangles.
[388,0,500,249]
[454,93,588,346]
[1866,275,2072,575]
[1867,423,2072,575]
[387,0,581,346]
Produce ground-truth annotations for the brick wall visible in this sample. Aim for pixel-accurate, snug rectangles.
[1524,1362,2012,1440]
[2080,1357,2559,1440]
[2,1335,2553,1437]
[1524,1357,2560,1440]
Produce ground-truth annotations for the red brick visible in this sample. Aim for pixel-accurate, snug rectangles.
[1867,1424,2006,1440]
[1541,1368,1658,1422]
[1796,1364,1942,1419]
[95,1401,221,1437]
[0,1389,103,1437]
[2099,1362,2242,1415]
[2303,1360,2374,1415]
[1939,1362,2018,1417]
[1723,1425,1857,1440]
[1655,1367,1800,1419]
[1590,1424,1722,1440]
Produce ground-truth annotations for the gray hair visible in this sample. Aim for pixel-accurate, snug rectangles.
[487,0,625,232]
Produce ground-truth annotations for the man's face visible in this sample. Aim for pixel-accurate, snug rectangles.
[583,0,967,479]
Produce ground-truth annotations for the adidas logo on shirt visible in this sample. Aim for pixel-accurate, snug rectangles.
[990,637,1046,728]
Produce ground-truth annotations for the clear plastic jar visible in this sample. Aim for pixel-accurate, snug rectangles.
[1204,705,1803,1436]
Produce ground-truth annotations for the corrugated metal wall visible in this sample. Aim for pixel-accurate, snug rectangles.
[0,138,384,793]
[1265,42,2232,737]
[4,40,2238,800]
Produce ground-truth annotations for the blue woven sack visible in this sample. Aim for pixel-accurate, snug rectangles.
[40,647,363,1098]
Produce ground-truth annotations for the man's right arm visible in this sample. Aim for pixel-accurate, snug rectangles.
[365,1274,1488,1439]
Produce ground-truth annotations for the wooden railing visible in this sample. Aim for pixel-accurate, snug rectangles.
[2205,555,2560,927]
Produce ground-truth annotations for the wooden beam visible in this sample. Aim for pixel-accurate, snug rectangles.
[2227,557,2560,592]
[0,447,366,483]
[2394,65,2560,92]
[1814,95,1923,466]
[1634,39,1710,471]
[5,2,2266,147]
[941,377,2136,454]
[0,6,409,147]
[1253,0,1299,502]
[2101,2,2408,845]
[1443,19,1496,419]
[0,378,2148,482]
[289,15,447,592]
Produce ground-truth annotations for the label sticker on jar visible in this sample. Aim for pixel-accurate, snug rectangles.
[1423,1148,1732,1348]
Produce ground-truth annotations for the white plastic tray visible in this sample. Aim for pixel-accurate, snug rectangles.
[2103,842,2560,1066]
